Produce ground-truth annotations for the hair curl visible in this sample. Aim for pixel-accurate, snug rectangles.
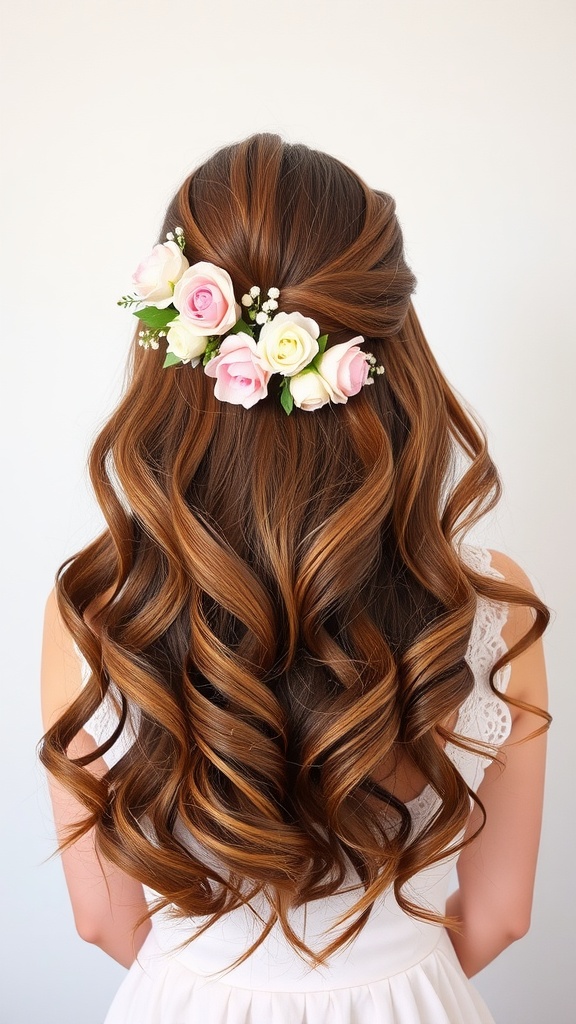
[40,133,550,963]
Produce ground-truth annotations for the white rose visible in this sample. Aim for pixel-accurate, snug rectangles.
[165,317,209,365]
[257,311,320,376]
[131,241,189,308]
[289,368,332,411]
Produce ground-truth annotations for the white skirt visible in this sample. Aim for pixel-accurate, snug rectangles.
[103,925,494,1024]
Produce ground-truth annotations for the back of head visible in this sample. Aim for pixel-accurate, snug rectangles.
[106,132,473,652]
[43,133,519,960]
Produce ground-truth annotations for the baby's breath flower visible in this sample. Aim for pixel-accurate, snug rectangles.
[255,311,269,325]
[267,287,280,299]
[250,285,261,299]
[166,231,174,241]
[241,294,253,307]
[138,327,162,350]
[175,226,184,236]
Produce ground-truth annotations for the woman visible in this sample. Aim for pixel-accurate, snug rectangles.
[40,133,550,1023]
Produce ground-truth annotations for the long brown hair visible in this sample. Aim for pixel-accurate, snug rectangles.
[40,133,549,962]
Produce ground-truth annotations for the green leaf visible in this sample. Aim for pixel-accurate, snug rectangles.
[134,306,179,330]
[317,333,329,355]
[280,383,294,415]
[163,352,182,369]
[228,317,254,338]
[201,337,220,365]
[117,294,142,308]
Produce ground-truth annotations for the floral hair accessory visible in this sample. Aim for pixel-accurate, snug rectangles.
[118,228,384,414]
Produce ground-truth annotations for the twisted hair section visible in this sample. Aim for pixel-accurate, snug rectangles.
[40,134,550,962]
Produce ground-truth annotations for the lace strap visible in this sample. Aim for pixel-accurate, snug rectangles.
[407,544,513,829]
[459,543,512,698]
[447,545,512,784]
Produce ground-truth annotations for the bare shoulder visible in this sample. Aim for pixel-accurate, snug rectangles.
[41,583,117,732]
[486,548,537,592]
[40,587,84,732]
[486,548,543,644]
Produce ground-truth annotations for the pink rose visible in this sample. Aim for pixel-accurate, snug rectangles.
[131,241,189,308]
[316,337,370,403]
[203,333,271,408]
[172,261,240,336]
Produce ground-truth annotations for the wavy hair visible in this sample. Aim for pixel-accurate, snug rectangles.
[40,133,550,962]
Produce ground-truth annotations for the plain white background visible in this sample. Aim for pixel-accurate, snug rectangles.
[1,1,574,1021]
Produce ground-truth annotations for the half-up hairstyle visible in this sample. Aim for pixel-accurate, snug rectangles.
[40,133,550,962]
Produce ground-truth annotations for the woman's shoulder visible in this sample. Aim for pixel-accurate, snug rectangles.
[459,542,535,590]
[459,544,541,644]
[472,546,543,650]
[484,547,538,592]
[462,546,549,732]
[41,587,83,732]
[41,585,131,761]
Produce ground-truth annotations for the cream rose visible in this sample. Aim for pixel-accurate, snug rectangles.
[257,312,320,376]
[289,368,332,411]
[173,262,240,336]
[165,318,209,366]
[131,241,189,308]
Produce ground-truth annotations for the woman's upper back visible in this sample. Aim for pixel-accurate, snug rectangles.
[104,544,517,983]
[81,543,513,807]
